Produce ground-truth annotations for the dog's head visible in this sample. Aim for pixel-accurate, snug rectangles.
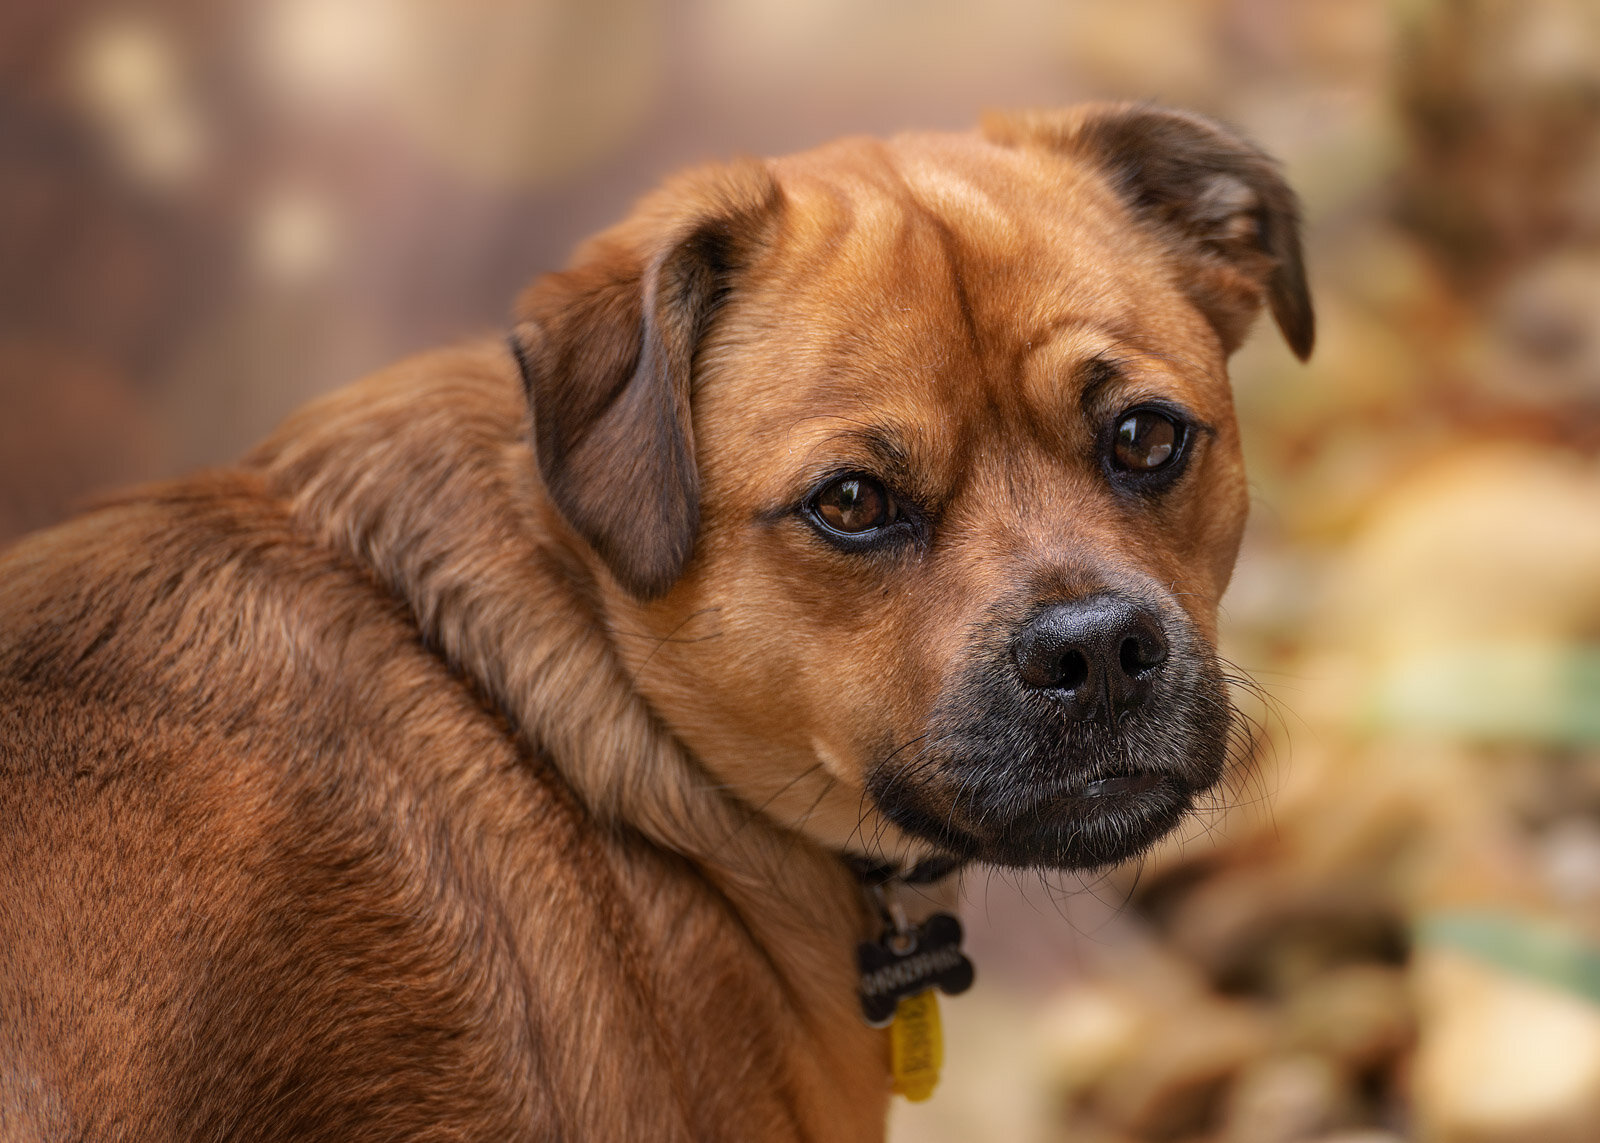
[511,104,1312,872]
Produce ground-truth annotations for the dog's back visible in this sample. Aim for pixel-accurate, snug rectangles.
[0,348,883,1142]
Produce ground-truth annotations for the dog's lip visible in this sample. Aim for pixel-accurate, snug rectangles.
[975,766,1189,825]
[1026,768,1171,807]
[1077,772,1162,799]
[1029,769,1181,820]
[1005,768,1190,830]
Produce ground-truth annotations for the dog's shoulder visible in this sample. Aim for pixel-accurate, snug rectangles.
[0,339,529,760]
[0,345,653,1140]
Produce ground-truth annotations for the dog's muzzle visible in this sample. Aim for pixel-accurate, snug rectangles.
[867,589,1231,871]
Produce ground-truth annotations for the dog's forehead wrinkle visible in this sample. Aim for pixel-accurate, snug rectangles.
[870,153,1006,363]
[766,142,1090,366]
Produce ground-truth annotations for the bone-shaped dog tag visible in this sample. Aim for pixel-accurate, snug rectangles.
[856,912,974,1028]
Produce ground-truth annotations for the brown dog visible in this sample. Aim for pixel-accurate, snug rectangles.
[0,104,1310,1141]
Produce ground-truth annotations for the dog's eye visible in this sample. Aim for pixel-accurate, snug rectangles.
[813,476,894,535]
[1112,409,1183,472]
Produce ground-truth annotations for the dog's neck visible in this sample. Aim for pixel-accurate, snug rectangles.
[246,344,871,958]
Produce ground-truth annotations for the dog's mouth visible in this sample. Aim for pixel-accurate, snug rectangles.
[870,759,1207,871]
[1005,767,1203,865]
[1006,766,1178,820]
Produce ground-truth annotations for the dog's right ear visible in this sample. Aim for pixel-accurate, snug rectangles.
[510,161,782,599]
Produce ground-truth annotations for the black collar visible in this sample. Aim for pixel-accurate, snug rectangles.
[845,853,966,888]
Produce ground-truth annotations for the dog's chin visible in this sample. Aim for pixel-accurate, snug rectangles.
[871,768,1207,871]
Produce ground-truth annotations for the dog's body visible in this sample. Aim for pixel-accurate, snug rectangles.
[0,106,1310,1141]
[0,350,884,1140]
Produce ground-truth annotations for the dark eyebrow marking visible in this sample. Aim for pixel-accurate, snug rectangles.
[1077,353,1126,419]
[1076,351,1218,437]
[847,427,914,481]
[754,422,919,524]
[789,416,914,480]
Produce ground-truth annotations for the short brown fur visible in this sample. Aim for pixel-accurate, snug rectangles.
[0,105,1309,1141]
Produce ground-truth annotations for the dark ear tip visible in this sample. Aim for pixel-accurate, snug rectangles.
[1278,300,1315,361]
[1272,269,1316,362]
[543,469,699,600]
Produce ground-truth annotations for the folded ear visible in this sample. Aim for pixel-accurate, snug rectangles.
[986,103,1314,360]
[510,161,782,598]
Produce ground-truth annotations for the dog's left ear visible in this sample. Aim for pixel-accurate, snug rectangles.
[986,104,1314,360]
[510,161,782,599]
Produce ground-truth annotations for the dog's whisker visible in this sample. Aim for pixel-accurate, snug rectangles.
[708,762,829,856]
[774,772,842,868]
[621,607,727,675]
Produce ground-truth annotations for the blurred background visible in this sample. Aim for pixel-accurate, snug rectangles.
[3,1,1599,1139]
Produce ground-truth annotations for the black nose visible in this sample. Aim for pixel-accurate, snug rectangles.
[1013,595,1169,717]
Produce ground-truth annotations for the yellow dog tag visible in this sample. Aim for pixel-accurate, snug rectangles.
[889,989,943,1101]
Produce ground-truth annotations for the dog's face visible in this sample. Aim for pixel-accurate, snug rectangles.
[513,105,1311,872]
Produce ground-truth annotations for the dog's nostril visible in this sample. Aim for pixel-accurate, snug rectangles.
[1057,649,1089,692]
[1119,632,1166,677]
[1017,642,1090,691]
[1118,637,1142,677]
